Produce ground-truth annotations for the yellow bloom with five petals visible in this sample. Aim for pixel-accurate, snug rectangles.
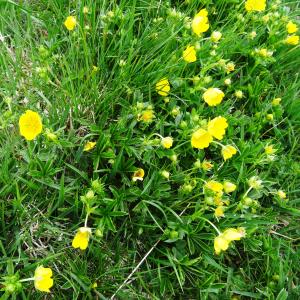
[161,137,173,149]
[72,227,91,250]
[191,129,213,149]
[245,0,266,12]
[64,16,77,31]
[207,116,228,140]
[285,35,299,45]
[183,45,197,63]
[34,266,54,292]
[192,9,209,36]
[286,21,298,34]
[156,78,170,96]
[221,145,237,161]
[203,88,225,106]
[19,110,43,141]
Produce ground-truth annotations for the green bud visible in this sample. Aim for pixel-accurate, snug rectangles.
[169,230,179,239]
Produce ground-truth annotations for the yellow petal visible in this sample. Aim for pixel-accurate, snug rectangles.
[19,110,43,141]
[156,78,170,96]
[183,45,197,63]
[203,88,224,106]
[191,129,213,149]
[207,116,228,140]
[214,235,229,255]
[72,227,91,250]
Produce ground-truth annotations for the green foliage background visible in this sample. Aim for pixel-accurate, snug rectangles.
[0,0,299,299]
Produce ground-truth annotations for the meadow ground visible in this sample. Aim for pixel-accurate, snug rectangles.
[0,0,300,299]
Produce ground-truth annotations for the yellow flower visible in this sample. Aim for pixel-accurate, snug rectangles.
[223,181,237,193]
[286,21,298,34]
[223,227,246,242]
[192,9,209,36]
[214,234,229,255]
[183,45,197,63]
[211,31,222,43]
[202,160,213,171]
[222,145,237,161]
[214,227,246,255]
[203,88,225,106]
[132,168,145,182]
[84,141,96,152]
[264,145,276,155]
[19,110,43,141]
[207,116,228,140]
[214,206,225,218]
[139,109,155,122]
[277,190,286,199]
[161,137,173,149]
[245,0,266,12]
[205,180,223,193]
[191,129,213,149]
[272,98,281,106]
[156,78,170,96]
[34,266,54,292]
[285,35,299,45]
[225,62,235,73]
[64,16,77,31]
[72,227,91,250]
[266,114,274,121]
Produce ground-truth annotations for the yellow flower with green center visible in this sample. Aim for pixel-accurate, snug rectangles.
[64,16,77,31]
[221,145,237,161]
[264,145,276,155]
[84,141,96,152]
[34,266,54,292]
[192,9,209,36]
[19,110,43,141]
[191,129,213,149]
[285,35,299,45]
[132,168,145,182]
[156,78,170,96]
[207,116,228,140]
[139,109,154,122]
[245,0,266,12]
[161,137,173,149]
[182,45,197,63]
[203,88,225,106]
[205,180,223,193]
[72,227,91,250]
[286,21,298,34]
[223,181,237,193]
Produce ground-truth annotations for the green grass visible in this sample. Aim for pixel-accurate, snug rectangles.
[0,0,300,299]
